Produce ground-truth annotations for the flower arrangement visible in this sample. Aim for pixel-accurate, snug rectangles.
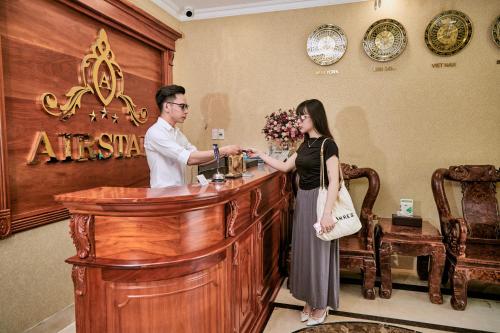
[262,108,303,149]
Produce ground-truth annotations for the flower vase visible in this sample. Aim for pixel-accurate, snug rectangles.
[269,143,282,157]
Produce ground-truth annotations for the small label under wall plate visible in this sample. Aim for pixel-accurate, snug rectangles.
[315,69,339,75]
[431,62,456,68]
[372,65,396,72]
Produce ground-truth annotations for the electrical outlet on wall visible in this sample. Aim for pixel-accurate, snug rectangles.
[217,129,225,140]
[211,128,218,140]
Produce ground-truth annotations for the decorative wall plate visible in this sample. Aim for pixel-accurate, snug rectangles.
[492,15,500,48]
[307,24,347,66]
[425,10,472,56]
[362,18,407,62]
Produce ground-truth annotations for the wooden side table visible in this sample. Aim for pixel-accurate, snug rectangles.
[377,218,446,304]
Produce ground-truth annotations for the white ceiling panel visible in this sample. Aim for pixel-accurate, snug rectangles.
[152,0,368,21]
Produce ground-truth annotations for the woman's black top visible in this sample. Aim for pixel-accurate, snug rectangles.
[295,137,339,190]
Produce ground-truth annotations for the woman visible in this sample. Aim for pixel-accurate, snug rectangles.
[247,99,340,326]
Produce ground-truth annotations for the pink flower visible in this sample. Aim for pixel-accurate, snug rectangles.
[262,107,303,148]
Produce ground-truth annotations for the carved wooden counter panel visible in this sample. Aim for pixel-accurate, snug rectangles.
[56,167,291,333]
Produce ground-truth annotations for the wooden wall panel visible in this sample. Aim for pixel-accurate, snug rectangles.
[0,0,181,236]
[1,0,167,78]
[3,37,161,101]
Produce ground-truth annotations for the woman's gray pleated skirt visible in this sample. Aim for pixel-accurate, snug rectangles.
[289,187,340,309]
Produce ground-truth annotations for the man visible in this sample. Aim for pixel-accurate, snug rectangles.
[144,85,240,188]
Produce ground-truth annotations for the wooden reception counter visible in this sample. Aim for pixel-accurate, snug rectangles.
[56,166,291,333]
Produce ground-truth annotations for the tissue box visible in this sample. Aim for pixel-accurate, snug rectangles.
[399,198,414,216]
[392,214,422,227]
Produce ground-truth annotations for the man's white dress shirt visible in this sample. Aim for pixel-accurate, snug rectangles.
[144,117,197,188]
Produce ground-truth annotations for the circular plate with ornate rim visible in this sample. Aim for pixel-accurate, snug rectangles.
[492,15,500,47]
[425,10,472,56]
[307,24,347,66]
[363,19,407,62]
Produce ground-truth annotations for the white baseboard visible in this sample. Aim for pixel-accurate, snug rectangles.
[57,323,75,333]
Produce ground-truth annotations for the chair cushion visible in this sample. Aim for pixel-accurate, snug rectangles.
[459,240,500,266]
[339,234,373,255]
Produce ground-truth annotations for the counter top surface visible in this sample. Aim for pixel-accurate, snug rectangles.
[55,166,282,204]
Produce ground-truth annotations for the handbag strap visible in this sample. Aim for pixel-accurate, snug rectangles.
[319,138,343,190]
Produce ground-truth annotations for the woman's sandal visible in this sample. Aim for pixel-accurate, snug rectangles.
[300,310,310,322]
[300,305,311,322]
[306,307,328,326]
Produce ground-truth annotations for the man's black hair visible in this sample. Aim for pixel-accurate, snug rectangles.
[155,85,186,112]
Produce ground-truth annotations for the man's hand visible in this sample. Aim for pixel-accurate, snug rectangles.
[220,145,241,156]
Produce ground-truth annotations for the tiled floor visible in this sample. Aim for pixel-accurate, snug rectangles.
[54,269,499,333]
[266,270,500,333]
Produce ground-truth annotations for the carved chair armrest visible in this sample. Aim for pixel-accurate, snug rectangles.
[342,165,380,215]
[442,217,467,257]
[431,168,454,228]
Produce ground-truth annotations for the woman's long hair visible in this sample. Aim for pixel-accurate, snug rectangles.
[296,99,334,140]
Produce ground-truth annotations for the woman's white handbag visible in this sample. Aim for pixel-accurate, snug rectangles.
[313,139,361,241]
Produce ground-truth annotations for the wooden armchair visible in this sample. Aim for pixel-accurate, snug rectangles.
[289,164,380,299]
[340,164,380,299]
[431,165,500,310]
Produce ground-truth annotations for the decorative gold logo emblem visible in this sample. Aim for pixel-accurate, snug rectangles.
[41,29,147,126]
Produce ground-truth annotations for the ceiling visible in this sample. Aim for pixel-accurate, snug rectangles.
[152,0,368,21]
